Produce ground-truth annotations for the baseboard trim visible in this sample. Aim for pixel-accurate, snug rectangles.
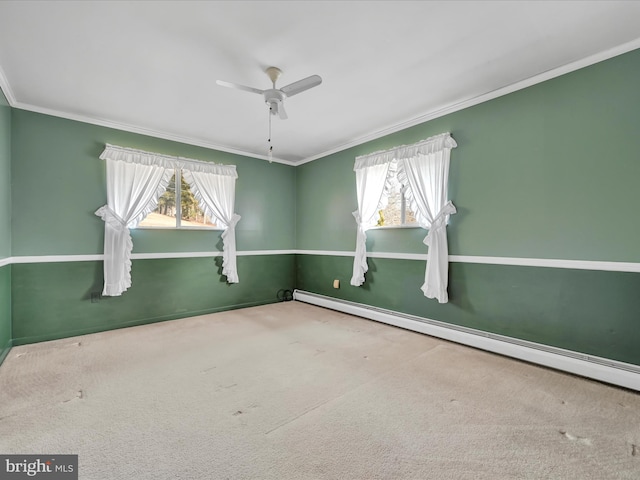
[293,290,640,392]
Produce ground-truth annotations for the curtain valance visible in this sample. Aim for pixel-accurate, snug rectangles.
[354,133,457,171]
[100,144,237,178]
[354,151,397,170]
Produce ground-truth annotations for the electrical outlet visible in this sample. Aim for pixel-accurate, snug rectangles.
[333,279,340,289]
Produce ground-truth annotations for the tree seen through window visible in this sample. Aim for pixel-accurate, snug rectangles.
[138,171,217,228]
[376,172,416,227]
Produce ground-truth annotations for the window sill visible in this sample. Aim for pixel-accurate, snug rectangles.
[134,226,225,231]
[370,224,421,230]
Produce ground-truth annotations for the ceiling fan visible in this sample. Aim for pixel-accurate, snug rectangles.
[216,66,322,120]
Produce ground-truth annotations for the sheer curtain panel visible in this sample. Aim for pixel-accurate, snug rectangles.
[350,152,395,286]
[182,166,240,283]
[95,156,172,296]
[397,133,457,303]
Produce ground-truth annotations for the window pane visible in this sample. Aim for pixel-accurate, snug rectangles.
[404,191,417,225]
[139,173,177,227]
[377,174,417,227]
[378,175,402,226]
[180,176,217,228]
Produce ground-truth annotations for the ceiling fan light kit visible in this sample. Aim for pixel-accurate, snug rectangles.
[217,66,322,162]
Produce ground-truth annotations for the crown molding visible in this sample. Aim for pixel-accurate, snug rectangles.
[0,63,17,105]
[7,98,296,166]
[294,37,640,165]
[2,37,640,167]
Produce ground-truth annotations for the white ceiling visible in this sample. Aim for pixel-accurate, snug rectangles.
[0,1,639,165]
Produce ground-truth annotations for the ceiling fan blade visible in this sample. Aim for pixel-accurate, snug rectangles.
[280,75,322,97]
[216,80,264,95]
[278,102,288,120]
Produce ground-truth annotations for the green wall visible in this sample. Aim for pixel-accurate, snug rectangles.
[8,110,296,345]
[297,48,640,262]
[297,255,640,365]
[0,86,11,364]
[295,48,640,366]
[12,255,295,345]
[0,266,10,363]
[11,110,295,256]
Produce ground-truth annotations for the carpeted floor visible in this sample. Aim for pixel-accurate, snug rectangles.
[1,301,639,479]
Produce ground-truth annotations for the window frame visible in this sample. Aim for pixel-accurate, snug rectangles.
[135,168,224,231]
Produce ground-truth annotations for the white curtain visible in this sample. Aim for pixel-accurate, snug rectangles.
[350,152,395,286]
[95,158,172,296]
[95,144,239,295]
[397,133,457,303]
[182,167,240,283]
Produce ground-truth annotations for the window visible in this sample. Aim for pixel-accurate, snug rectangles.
[97,143,240,295]
[350,132,456,303]
[375,171,417,228]
[138,169,218,229]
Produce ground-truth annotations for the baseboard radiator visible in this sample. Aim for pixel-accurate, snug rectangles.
[293,290,640,392]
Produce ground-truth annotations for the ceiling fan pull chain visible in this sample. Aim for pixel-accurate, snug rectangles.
[268,106,273,162]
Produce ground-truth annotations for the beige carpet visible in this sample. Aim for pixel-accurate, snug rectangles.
[1,301,639,479]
